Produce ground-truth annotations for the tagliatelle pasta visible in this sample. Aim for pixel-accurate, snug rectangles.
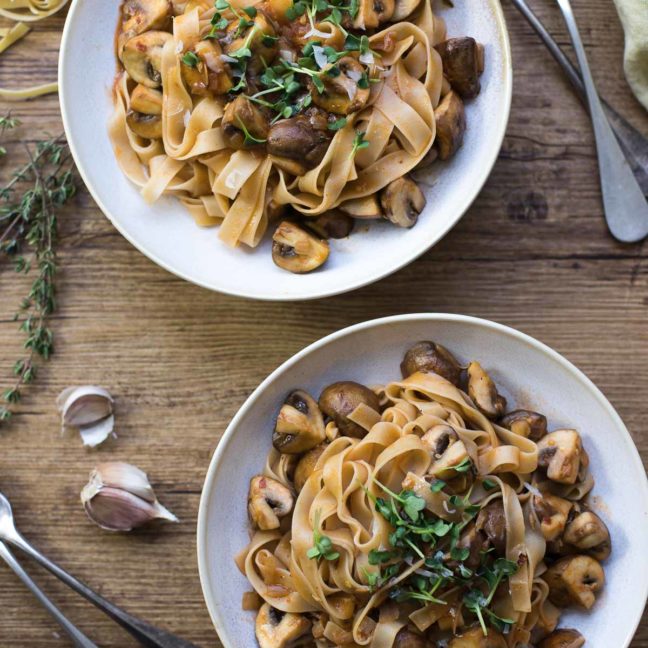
[237,341,610,647]
[110,0,483,273]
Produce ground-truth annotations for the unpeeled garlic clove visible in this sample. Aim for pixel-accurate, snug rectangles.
[81,462,178,532]
[57,386,116,447]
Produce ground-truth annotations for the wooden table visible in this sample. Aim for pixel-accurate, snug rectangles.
[0,0,646,645]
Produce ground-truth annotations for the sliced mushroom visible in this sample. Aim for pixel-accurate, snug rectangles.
[428,436,469,480]
[537,430,583,485]
[533,494,572,542]
[379,176,426,228]
[391,0,421,21]
[255,604,311,648]
[563,511,611,560]
[294,443,327,491]
[338,195,382,219]
[311,57,370,115]
[543,555,604,609]
[307,210,354,239]
[421,424,458,458]
[433,90,466,161]
[181,40,232,96]
[500,409,547,442]
[448,625,507,647]
[119,0,172,52]
[130,84,163,114]
[466,361,506,419]
[400,340,462,385]
[393,627,427,648]
[221,96,269,150]
[248,475,294,530]
[435,37,483,99]
[272,221,330,273]
[319,381,380,439]
[475,499,507,555]
[353,0,395,28]
[267,110,332,169]
[126,111,162,139]
[539,629,585,648]
[121,31,172,88]
[273,390,326,454]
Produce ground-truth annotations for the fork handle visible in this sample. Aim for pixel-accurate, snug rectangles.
[9,531,199,648]
[0,541,98,648]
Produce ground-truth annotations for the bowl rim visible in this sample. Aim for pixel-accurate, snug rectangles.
[196,312,648,647]
[58,0,513,302]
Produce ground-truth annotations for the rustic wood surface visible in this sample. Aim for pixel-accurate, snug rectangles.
[0,0,646,646]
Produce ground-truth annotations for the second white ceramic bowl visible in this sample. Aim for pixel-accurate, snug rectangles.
[197,313,648,647]
[59,1,511,300]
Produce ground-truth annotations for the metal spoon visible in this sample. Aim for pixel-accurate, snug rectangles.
[553,0,648,242]
[509,0,648,197]
[0,540,98,648]
[0,491,199,648]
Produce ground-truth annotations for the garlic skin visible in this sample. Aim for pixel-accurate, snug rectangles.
[57,386,115,447]
[81,462,178,532]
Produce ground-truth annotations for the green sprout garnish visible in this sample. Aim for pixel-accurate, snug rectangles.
[181,51,200,67]
[306,510,340,561]
[350,130,369,158]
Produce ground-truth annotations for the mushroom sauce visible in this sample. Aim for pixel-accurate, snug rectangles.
[237,341,609,648]
[111,0,485,273]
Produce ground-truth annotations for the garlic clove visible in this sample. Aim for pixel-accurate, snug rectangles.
[81,461,178,532]
[57,385,116,447]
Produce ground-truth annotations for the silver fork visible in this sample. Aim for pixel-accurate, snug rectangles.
[0,540,98,647]
[0,491,199,648]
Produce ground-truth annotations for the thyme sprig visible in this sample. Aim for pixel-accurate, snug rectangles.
[0,132,76,425]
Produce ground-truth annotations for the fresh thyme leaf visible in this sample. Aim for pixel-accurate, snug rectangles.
[0,133,76,426]
[328,117,347,131]
[181,51,200,67]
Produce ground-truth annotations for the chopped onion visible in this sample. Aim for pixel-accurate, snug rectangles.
[524,482,543,498]
[415,568,436,578]
[312,45,328,70]
[359,51,374,65]
[346,68,362,83]
[443,500,456,514]
[220,54,239,63]
[304,26,330,39]
[279,49,295,62]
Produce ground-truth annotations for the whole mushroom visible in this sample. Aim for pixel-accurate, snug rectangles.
[318,381,381,438]
[400,340,463,385]
[537,430,583,485]
[255,604,311,648]
[294,443,327,492]
[533,494,573,542]
[273,390,326,454]
[543,554,604,609]
[271,221,330,274]
[248,475,294,530]
[539,629,585,648]
[475,499,507,555]
[466,361,506,419]
[500,409,547,441]
[435,37,484,99]
[379,177,426,228]
[434,90,466,160]
[221,96,269,150]
[121,31,172,87]
[563,510,611,561]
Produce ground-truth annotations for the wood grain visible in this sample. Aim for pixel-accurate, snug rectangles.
[0,0,647,646]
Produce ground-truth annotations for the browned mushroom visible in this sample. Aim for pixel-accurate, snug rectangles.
[180,40,232,96]
[273,390,326,453]
[353,0,395,28]
[271,221,330,273]
[126,111,162,139]
[379,176,426,228]
[500,409,547,441]
[267,110,332,169]
[539,629,585,648]
[319,381,381,438]
[391,0,422,21]
[435,37,484,99]
[255,604,311,648]
[400,340,463,385]
[130,84,163,114]
[248,475,294,530]
[121,31,172,88]
[423,425,470,479]
[543,555,604,609]
[393,627,427,648]
[119,0,172,52]
[475,499,507,555]
[537,430,583,485]
[454,523,489,570]
[311,57,370,115]
[307,210,354,239]
[221,96,269,150]
[294,443,327,491]
[225,11,278,74]
[448,625,507,647]
[466,361,506,419]
[434,90,466,160]
[338,195,383,219]
[533,494,572,542]
[563,511,611,561]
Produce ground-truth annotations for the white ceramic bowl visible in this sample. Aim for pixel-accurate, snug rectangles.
[59,1,511,301]
[198,313,648,647]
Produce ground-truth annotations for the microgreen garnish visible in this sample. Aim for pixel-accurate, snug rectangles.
[307,511,340,561]
[243,5,257,16]
[430,479,446,493]
[483,478,497,491]
[454,457,473,473]
[328,117,347,131]
[181,51,200,67]
[350,130,369,158]
[236,117,267,146]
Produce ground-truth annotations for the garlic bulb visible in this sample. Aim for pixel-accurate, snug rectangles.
[81,462,178,532]
[57,386,115,447]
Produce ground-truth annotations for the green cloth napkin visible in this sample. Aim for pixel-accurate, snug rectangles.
[613,0,648,111]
